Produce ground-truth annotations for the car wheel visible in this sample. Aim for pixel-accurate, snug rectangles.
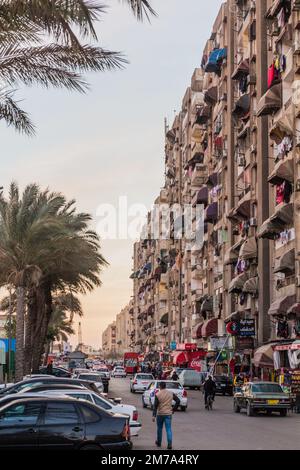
[246,402,254,417]
[181,406,187,412]
[233,400,241,413]
[222,391,226,396]
[280,409,287,417]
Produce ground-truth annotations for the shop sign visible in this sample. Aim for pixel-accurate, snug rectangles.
[290,370,300,395]
[235,337,254,351]
[238,319,255,337]
[177,343,197,351]
[209,336,232,351]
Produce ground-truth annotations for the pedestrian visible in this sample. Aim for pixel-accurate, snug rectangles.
[46,360,53,375]
[203,375,216,408]
[171,370,179,381]
[152,381,180,449]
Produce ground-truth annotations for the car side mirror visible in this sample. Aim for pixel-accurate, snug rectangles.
[114,398,122,404]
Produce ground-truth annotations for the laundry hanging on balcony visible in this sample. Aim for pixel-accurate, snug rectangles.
[196,186,209,206]
[204,202,218,223]
[276,136,293,160]
[204,48,227,75]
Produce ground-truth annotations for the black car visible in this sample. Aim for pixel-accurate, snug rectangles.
[0,397,132,450]
[39,366,72,378]
[0,377,100,397]
[213,375,234,396]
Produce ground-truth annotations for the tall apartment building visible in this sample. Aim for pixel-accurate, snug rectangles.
[104,0,300,372]
[102,321,116,358]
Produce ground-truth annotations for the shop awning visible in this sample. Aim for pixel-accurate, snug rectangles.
[256,83,282,117]
[159,312,168,326]
[287,303,300,317]
[268,294,296,317]
[253,343,275,368]
[196,186,208,205]
[172,351,189,366]
[228,273,249,294]
[224,239,244,266]
[206,172,218,187]
[269,113,293,144]
[196,105,211,124]
[227,195,252,221]
[192,322,204,339]
[200,297,213,313]
[204,86,218,104]
[232,94,250,118]
[201,318,218,338]
[231,59,250,80]
[268,156,294,186]
[204,202,218,223]
[239,237,257,260]
[243,276,259,295]
[274,248,295,274]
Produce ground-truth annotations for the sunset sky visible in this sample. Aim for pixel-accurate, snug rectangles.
[1,0,223,348]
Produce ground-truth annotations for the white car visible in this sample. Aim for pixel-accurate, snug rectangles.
[142,380,188,411]
[130,373,154,393]
[38,389,142,436]
[93,366,110,380]
[72,368,90,378]
[111,367,126,378]
[76,373,104,393]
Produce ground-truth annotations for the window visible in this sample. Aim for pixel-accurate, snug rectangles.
[44,402,79,425]
[80,405,101,424]
[0,402,41,426]
[67,393,93,403]
[93,395,112,410]
[252,383,283,394]
[136,375,153,380]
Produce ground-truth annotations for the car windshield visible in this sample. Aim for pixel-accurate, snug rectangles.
[136,375,152,380]
[252,383,283,393]
[78,375,102,382]
[158,382,181,389]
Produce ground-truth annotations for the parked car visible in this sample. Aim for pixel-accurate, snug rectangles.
[72,368,89,378]
[38,389,141,436]
[178,369,203,390]
[39,366,72,378]
[0,377,101,397]
[0,396,132,450]
[233,381,291,417]
[19,383,92,394]
[213,375,234,396]
[111,367,126,378]
[130,373,154,393]
[76,373,104,393]
[142,380,188,411]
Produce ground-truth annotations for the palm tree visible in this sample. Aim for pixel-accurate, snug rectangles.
[0,0,156,134]
[0,182,107,378]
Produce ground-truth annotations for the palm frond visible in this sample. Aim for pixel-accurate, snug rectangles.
[0,90,35,135]
[121,0,157,22]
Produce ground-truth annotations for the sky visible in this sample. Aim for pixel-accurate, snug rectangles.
[1,0,223,349]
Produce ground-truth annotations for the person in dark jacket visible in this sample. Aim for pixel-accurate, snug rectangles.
[152,382,180,449]
[171,370,179,381]
[46,360,53,375]
[203,376,216,407]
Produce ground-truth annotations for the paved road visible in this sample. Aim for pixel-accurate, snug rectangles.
[109,377,300,450]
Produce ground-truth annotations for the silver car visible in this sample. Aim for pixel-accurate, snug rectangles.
[130,373,154,393]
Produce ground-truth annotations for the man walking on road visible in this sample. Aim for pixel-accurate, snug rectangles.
[152,382,180,449]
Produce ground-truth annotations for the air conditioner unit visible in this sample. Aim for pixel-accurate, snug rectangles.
[294,40,300,54]
[238,155,246,167]
[250,144,257,154]
[250,217,257,227]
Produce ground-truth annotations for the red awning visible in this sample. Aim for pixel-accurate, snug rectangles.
[172,351,189,365]
[201,318,218,338]
[192,322,204,339]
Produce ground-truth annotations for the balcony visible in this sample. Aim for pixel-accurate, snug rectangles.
[191,123,204,143]
[191,164,208,188]
[257,83,282,117]
[191,91,204,113]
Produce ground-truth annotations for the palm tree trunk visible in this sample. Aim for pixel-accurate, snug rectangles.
[15,286,25,381]
[43,342,51,366]
[24,288,37,375]
[32,281,52,372]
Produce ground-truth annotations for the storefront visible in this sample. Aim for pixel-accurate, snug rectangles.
[171,343,207,371]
